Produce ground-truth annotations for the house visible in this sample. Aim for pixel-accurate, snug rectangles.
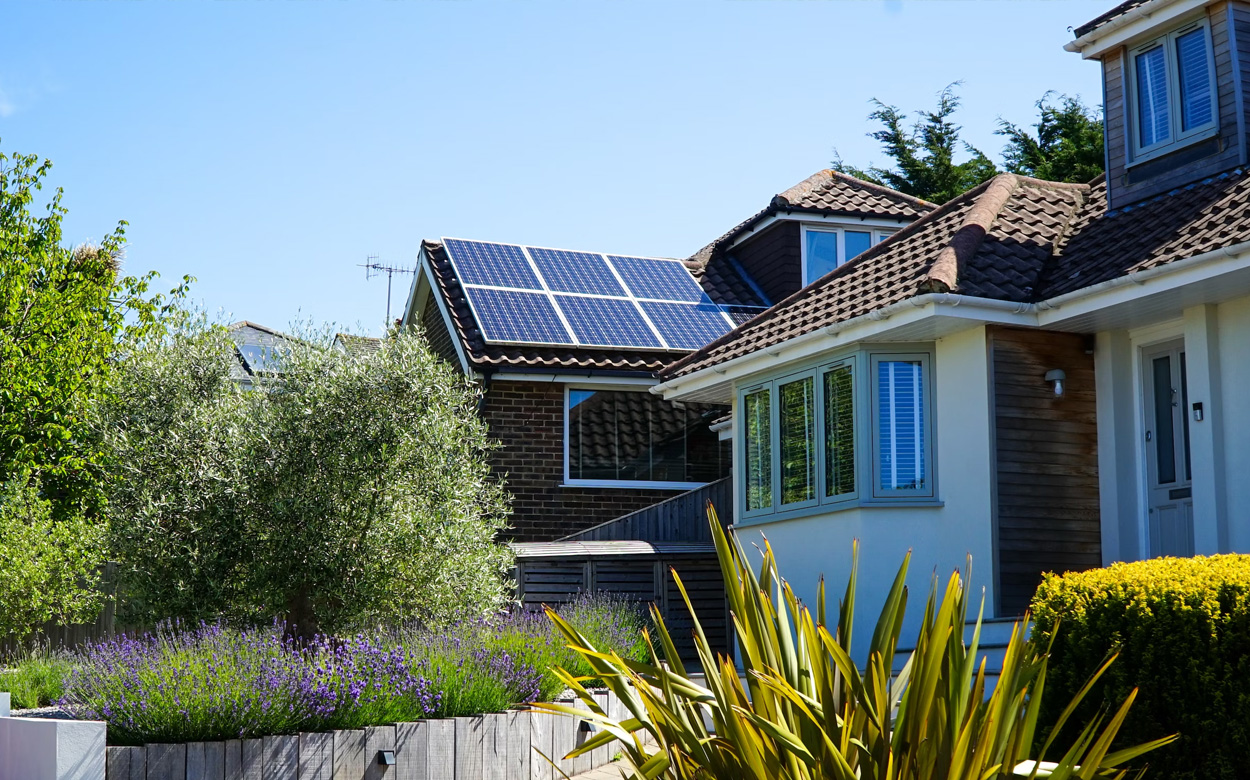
[227,321,296,389]
[652,0,1250,652]
[399,171,931,541]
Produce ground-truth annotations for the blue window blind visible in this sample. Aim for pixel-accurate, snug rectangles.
[1176,28,1213,131]
[1136,45,1171,148]
[877,360,926,492]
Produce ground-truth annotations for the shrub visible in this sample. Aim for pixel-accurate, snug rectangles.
[1032,554,1250,780]
[0,647,74,709]
[537,506,1172,779]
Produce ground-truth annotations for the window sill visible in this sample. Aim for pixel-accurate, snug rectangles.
[735,497,946,529]
[1127,126,1218,168]
[560,480,709,491]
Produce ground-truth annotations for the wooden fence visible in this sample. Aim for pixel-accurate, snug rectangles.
[105,692,627,780]
[559,477,732,543]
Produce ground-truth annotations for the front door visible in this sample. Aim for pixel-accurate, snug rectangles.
[1142,341,1194,557]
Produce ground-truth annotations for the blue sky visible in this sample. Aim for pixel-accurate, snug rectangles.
[3,0,1104,335]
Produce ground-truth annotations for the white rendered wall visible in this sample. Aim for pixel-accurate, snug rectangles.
[731,326,996,660]
[1216,295,1250,551]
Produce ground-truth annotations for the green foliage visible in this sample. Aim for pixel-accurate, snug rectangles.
[0,646,74,709]
[833,84,998,204]
[0,145,188,519]
[0,478,106,638]
[1032,554,1250,780]
[833,87,1104,203]
[537,505,1172,779]
[100,318,513,636]
[998,93,1105,184]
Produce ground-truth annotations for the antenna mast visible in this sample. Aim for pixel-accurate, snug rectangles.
[359,256,415,324]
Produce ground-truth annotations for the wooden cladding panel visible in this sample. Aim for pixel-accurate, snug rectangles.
[729,221,802,305]
[562,477,732,543]
[990,327,1101,617]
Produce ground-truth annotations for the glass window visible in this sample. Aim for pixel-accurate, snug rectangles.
[567,389,728,484]
[804,229,839,283]
[779,376,815,505]
[875,358,928,494]
[744,388,773,511]
[845,231,873,261]
[824,364,855,498]
[1176,28,1213,131]
[1136,45,1171,148]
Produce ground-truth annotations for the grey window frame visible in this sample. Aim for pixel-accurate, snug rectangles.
[1126,17,1218,164]
[869,351,935,501]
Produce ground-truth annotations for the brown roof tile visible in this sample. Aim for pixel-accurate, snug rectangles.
[663,166,1250,381]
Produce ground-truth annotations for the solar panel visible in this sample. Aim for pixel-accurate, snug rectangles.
[640,301,734,350]
[463,287,572,345]
[444,239,542,290]
[556,295,662,348]
[608,255,709,303]
[528,248,625,296]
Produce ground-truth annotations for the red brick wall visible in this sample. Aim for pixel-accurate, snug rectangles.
[483,380,689,541]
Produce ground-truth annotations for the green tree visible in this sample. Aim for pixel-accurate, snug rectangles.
[998,92,1105,183]
[832,84,998,204]
[0,146,188,518]
[102,319,513,638]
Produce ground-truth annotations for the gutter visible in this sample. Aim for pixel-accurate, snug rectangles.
[1064,0,1179,52]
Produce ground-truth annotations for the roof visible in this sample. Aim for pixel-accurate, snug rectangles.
[420,239,764,373]
[334,333,383,355]
[687,169,935,272]
[661,167,1250,380]
[227,321,300,382]
[1073,0,1150,38]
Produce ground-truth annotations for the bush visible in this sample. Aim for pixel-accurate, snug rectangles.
[0,647,74,709]
[1032,554,1250,780]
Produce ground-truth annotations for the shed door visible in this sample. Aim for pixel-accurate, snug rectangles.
[1142,341,1194,557]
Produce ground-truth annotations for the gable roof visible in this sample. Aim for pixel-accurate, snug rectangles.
[661,167,1250,381]
[687,169,935,272]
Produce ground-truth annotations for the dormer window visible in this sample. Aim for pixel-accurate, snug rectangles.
[802,225,895,286]
[1130,20,1217,161]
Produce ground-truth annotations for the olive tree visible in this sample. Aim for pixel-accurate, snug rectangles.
[102,320,513,637]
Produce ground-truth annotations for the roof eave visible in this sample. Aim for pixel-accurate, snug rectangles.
[1066,0,1204,59]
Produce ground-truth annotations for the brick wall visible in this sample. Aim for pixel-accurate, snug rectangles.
[482,380,691,541]
[420,299,462,371]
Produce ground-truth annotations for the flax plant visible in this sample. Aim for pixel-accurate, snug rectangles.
[536,505,1174,779]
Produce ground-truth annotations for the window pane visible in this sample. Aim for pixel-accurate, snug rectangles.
[845,231,872,261]
[780,377,815,505]
[745,389,773,510]
[1152,356,1176,485]
[1136,45,1171,147]
[877,360,927,492]
[1176,28,1213,131]
[568,390,728,483]
[804,230,839,285]
[824,364,855,498]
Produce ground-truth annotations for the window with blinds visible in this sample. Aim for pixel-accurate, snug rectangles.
[873,357,929,496]
[744,387,773,512]
[1129,20,1216,159]
[779,376,816,506]
[824,363,855,499]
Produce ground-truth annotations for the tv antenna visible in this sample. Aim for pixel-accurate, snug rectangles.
[359,256,415,323]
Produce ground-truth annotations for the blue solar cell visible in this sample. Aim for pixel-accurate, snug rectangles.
[444,239,542,290]
[528,248,625,296]
[464,288,572,344]
[555,295,661,349]
[640,301,733,350]
[608,256,709,303]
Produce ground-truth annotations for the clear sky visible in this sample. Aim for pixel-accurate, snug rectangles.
[3,0,1105,336]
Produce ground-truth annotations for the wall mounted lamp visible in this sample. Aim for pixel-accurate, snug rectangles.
[1045,369,1066,398]
[377,750,396,766]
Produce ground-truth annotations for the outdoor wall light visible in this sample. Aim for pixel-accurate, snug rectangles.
[377,750,396,766]
[1045,369,1066,398]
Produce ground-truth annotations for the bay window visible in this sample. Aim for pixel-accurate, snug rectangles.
[740,347,934,520]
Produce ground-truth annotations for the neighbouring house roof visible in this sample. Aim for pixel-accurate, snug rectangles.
[227,321,299,383]
[661,167,1250,381]
[334,332,383,355]
[687,169,935,273]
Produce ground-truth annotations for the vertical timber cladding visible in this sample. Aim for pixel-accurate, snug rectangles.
[990,327,1101,616]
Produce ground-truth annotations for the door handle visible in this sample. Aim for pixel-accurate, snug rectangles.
[1146,430,1153,442]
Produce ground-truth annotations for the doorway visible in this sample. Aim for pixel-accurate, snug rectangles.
[1142,340,1194,557]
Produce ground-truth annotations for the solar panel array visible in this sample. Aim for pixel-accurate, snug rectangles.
[443,238,765,350]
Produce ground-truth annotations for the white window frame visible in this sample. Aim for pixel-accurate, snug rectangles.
[800,225,896,286]
[563,384,714,490]
[869,352,935,501]
[1127,18,1218,164]
[736,345,936,521]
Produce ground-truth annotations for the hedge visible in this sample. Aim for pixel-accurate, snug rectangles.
[1031,554,1250,780]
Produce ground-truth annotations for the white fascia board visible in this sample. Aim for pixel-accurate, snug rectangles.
[490,373,657,387]
[399,247,428,329]
[731,213,912,249]
[1065,0,1204,59]
[654,294,1036,401]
